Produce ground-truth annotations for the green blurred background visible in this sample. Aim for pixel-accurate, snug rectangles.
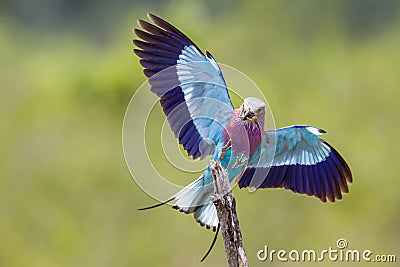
[1,0,399,266]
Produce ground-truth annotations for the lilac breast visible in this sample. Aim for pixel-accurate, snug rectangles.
[222,110,264,156]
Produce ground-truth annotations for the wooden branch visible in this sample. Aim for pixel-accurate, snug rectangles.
[210,160,249,267]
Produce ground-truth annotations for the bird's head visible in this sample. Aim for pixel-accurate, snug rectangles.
[239,97,266,124]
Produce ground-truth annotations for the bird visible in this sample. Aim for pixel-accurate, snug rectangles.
[133,13,352,243]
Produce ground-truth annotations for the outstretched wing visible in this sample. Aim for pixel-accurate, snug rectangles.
[134,14,233,159]
[239,126,352,202]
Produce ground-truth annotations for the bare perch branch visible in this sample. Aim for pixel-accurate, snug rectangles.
[210,160,249,267]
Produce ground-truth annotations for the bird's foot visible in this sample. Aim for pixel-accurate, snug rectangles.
[219,139,232,160]
[210,160,230,201]
[232,154,247,169]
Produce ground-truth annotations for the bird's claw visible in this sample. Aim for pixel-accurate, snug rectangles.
[232,154,247,169]
[219,139,232,160]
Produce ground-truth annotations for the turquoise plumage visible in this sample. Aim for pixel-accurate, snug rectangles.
[134,14,352,232]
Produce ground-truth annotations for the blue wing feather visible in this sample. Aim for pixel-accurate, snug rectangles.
[134,14,233,159]
[239,126,352,202]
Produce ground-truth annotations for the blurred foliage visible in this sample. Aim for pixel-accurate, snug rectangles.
[1,0,400,266]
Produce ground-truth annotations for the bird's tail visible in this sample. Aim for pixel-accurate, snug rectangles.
[139,175,219,230]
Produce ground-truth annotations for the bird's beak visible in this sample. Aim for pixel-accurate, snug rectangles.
[242,110,251,120]
[242,110,255,121]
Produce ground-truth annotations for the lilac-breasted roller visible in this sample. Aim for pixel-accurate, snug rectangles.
[134,14,352,232]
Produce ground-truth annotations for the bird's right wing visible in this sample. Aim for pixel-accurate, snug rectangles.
[239,126,352,202]
[134,14,234,159]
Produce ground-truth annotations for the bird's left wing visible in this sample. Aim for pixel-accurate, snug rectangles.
[238,126,352,202]
[134,14,233,159]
